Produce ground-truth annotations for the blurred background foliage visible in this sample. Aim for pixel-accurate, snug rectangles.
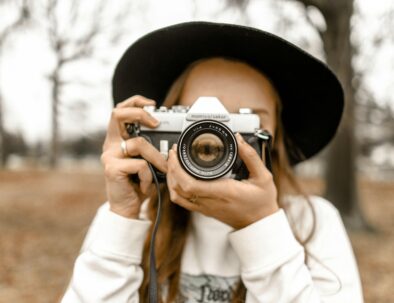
[0,0,393,301]
[1,0,393,223]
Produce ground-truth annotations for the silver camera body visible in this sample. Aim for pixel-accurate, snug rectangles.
[129,97,270,181]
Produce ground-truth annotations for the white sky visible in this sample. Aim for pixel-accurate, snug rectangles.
[0,0,393,144]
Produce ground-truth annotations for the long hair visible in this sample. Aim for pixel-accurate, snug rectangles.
[139,58,316,302]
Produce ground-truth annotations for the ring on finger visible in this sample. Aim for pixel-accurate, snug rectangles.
[120,139,129,157]
[189,194,199,204]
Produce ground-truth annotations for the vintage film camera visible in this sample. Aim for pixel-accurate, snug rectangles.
[127,97,272,182]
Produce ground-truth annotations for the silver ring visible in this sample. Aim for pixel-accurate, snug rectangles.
[120,140,128,157]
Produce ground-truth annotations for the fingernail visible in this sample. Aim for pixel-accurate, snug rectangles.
[236,133,245,143]
[149,115,159,126]
[172,144,177,151]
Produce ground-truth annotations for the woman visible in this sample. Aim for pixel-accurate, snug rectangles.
[61,22,363,302]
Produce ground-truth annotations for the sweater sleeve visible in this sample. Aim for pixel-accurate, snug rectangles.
[61,202,151,303]
[228,196,364,303]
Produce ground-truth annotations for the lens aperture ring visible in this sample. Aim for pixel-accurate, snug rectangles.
[177,120,237,180]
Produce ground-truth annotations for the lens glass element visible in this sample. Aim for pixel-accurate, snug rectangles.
[190,133,224,168]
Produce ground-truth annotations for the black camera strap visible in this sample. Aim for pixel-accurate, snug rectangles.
[127,122,161,303]
[147,162,162,303]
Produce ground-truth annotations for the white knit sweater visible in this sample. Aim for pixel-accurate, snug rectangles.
[61,195,363,302]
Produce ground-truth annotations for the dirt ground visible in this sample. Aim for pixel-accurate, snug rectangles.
[0,169,393,303]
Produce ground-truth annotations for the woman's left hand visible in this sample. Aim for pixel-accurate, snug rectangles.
[167,133,279,229]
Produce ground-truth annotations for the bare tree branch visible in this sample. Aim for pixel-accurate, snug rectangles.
[303,6,325,41]
[290,0,328,11]
[225,0,250,10]
[222,0,252,24]
[289,0,353,16]
[0,0,30,44]
[43,0,135,167]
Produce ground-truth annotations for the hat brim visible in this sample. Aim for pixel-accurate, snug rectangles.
[112,21,344,165]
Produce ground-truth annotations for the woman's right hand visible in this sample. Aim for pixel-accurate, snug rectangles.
[100,95,168,219]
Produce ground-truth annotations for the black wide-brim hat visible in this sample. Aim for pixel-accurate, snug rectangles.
[112,21,344,165]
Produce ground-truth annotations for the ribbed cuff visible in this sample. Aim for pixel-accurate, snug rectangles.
[90,208,151,263]
[229,209,302,272]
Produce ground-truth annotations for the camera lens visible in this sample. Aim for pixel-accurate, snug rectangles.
[178,120,237,180]
[190,133,225,168]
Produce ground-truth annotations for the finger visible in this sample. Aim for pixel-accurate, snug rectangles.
[116,95,156,108]
[172,178,239,209]
[125,136,168,173]
[105,106,158,143]
[130,159,153,195]
[168,175,230,215]
[104,113,122,145]
[105,96,156,147]
[104,136,168,173]
[167,186,200,212]
[167,148,224,199]
[126,159,154,195]
[166,167,194,210]
[235,133,268,180]
[139,171,153,195]
[104,158,153,192]
[113,107,159,139]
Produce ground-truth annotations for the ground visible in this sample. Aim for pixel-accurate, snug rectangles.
[0,169,393,303]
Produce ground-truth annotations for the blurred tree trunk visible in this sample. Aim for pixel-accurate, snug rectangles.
[0,92,5,166]
[49,68,60,168]
[44,0,104,168]
[319,2,360,225]
[225,0,369,228]
[296,0,369,228]
[0,0,30,168]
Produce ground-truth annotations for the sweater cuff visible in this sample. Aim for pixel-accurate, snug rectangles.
[229,209,302,272]
[90,208,151,263]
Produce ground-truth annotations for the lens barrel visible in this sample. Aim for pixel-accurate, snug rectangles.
[178,120,237,179]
